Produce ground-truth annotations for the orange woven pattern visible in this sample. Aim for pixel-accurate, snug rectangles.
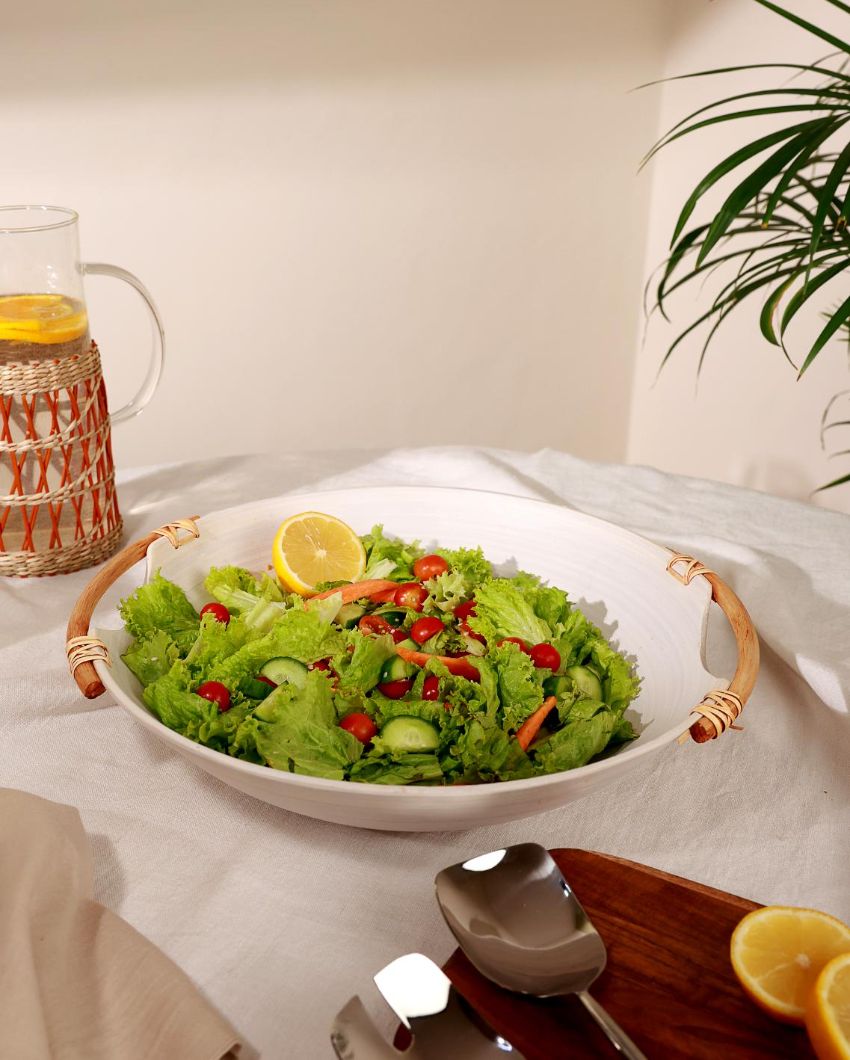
[0,342,122,577]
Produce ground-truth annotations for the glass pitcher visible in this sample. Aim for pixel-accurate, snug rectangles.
[0,205,163,574]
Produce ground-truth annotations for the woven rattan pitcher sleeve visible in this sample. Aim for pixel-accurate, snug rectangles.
[0,343,123,577]
[666,552,760,744]
[66,517,200,698]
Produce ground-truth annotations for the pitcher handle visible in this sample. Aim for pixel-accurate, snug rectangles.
[81,262,165,424]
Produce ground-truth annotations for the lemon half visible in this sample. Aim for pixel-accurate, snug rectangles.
[272,511,365,596]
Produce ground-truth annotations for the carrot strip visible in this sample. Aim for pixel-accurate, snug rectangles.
[516,696,558,751]
[311,579,399,604]
[395,645,481,682]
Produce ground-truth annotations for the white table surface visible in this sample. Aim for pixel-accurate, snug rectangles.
[2,446,849,1058]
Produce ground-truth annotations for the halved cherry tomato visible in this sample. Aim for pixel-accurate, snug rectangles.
[413,554,449,580]
[422,675,440,701]
[393,583,428,611]
[378,678,413,699]
[309,658,332,672]
[455,600,478,621]
[497,637,531,655]
[339,712,378,744]
[200,602,230,624]
[529,643,561,671]
[410,616,444,645]
[359,614,393,636]
[459,619,486,645]
[257,675,277,688]
[391,628,408,644]
[196,680,231,712]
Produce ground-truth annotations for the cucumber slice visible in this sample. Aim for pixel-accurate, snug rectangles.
[542,674,573,699]
[374,607,406,627]
[254,698,277,721]
[379,716,440,753]
[337,603,366,628]
[259,656,308,688]
[395,638,418,652]
[566,665,603,701]
[380,656,414,683]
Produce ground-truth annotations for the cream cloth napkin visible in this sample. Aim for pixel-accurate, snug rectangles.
[0,789,247,1060]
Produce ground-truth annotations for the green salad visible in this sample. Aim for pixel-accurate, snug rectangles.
[119,525,640,785]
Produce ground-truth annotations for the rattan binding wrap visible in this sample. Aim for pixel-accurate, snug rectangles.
[666,552,759,743]
[0,342,122,577]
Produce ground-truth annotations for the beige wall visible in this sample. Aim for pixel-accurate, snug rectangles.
[2,0,672,472]
[629,0,850,514]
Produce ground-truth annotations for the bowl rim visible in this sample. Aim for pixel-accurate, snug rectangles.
[95,483,711,799]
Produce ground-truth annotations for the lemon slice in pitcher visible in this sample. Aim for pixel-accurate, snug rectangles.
[0,294,88,344]
[272,512,366,595]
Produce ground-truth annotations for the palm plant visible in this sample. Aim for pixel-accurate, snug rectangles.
[645,0,850,490]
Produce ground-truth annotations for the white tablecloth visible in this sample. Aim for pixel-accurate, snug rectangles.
[2,446,849,1057]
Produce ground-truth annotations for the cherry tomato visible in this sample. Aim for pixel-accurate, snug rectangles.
[530,643,561,671]
[422,674,440,701]
[339,712,378,745]
[257,675,277,688]
[359,614,393,636]
[378,678,414,699]
[497,637,531,655]
[393,583,428,611]
[196,680,231,712]
[391,628,408,644]
[413,554,449,580]
[309,658,332,671]
[200,602,230,624]
[410,616,444,645]
[454,600,477,622]
[459,619,486,645]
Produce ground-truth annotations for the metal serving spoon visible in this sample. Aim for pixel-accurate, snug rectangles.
[331,952,524,1059]
[435,844,648,1059]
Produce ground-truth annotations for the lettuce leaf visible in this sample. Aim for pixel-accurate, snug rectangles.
[122,630,180,687]
[254,673,363,779]
[119,572,199,649]
[142,673,217,735]
[453,718,511,777]
[587,637,640,715]
[335,632,396,695]
[362,525,421,582]
[435,546,492,589]
[350,752,443,785]
[468,579,551,646]
[205,565,285,609]
[424,569,469,613]
[489,643,544,729]
[533,710,616,773]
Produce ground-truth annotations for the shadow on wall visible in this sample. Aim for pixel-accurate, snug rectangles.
[0,0,676,96]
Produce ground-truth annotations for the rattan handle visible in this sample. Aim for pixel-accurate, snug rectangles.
[666,553,760,744]
[65,517,201,699]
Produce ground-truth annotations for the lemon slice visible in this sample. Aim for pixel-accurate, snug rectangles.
[0,293,88,344]
[730,906,850,1024]
[272,511,365,595]
[807,952,850,1060]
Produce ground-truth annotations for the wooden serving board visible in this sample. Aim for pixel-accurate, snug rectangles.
[441,849,813,1059]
